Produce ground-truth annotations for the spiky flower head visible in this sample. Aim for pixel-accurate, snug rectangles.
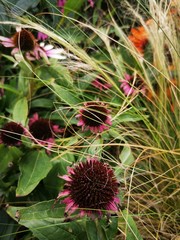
[0,122,24,146]
[76,101,112,133]
[57,157,120,217]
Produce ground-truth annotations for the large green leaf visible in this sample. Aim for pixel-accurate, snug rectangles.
[16,150,52,197]
[7,200,87,240]
[12,97,28,126]
[7,200,118,240]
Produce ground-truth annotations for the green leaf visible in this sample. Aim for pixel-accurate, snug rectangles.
[86,221,98,240]
[102,216,118,240]
[52,83,81,106]
[115,112,143,123]
[86,218,118,240]
[119,146,135,167]
[7,200,118,240]
[120,210,143,240]
[0,83,19,95]
[31,98,54,109]
[12,97,28,126]
[108,129,126,141]
[7,200,87,240]
[16,150,52,197]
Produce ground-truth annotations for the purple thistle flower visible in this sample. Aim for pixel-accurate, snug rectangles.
[76,101,112,133]
[57,157,120,217]
[92,76,112,91]
[29,113,62,154]
[119,73,146,96]
[0,122,24,146]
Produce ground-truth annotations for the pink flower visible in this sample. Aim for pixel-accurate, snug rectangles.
[37,32,48,41]
[76,101,112,133]
[0,28,39,58]
[92,76,112,91]
[119,73,146,96]
[88,0,94,8]
[28,113,62,154]
[56,157,120,218]
[0,28,67,62]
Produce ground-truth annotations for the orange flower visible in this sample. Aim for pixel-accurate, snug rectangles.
[128,26,148,54]
[128,19,153,54]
